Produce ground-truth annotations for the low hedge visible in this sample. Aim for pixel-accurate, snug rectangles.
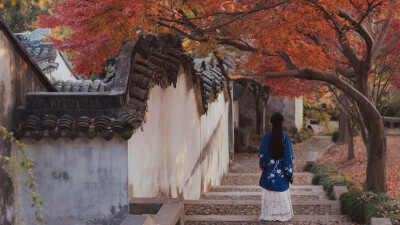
[310,163,360,200]
[340,190,400,225]
[332,130,340,142]
[310,163,400,224]
[297,127,313,143]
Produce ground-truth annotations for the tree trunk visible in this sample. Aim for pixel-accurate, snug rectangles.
[338,107,349,142]
[347,118,355,160]
[354,69,387,192]
[361,110,387,192]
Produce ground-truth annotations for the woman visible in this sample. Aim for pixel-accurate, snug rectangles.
[258,112,294,222]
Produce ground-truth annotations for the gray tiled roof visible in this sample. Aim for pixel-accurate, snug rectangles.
[15,29,59,74]
[14,34,229,141]
[194,56,226,111]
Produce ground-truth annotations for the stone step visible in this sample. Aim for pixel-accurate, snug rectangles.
[210,185,324,193]
[200,194,326,201]
[221,173,312,186]
[200,191,329,201]
[185,222,351,225]
[185,215,352,224]
[203,191,322,197]
[184,203,338,216]
[184,199,340,207]
[225,172,314,176]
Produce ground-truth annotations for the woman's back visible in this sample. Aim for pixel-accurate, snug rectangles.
[258,132,294,192]
[258,112,294,222]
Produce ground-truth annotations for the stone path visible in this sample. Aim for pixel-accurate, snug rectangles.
[292,136,333,172]
[184,137,351,224]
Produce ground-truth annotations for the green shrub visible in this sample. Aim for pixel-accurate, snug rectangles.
[310,162,339,175]
[297,128,314,143]
[332,130,340,142]
[365,199,400,225]
[311,163,399,224]
[340,189,399,224]
[310,163,361,200]
[383,97,400,117]
[305,127,313,137]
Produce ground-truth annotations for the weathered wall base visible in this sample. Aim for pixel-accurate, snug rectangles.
[16,136,128,225]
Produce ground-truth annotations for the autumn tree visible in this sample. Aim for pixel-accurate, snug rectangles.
[0,0,49,32]
[41,0,400,192]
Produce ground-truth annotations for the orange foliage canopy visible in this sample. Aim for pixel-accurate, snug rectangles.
[40,0,400,97]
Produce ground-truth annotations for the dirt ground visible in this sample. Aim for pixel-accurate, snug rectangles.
[318,136,400,199]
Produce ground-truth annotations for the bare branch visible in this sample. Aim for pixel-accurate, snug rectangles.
[377,32,400,57]
[338,9,374,48]
[329,86,361,123]
[338,9,374,65]
[373,17,392,59]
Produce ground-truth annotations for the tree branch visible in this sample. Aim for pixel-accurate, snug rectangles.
[257,69,380,119]
[377,32,400,57]
[338,9,374,65]
[336,64,356,78]
[373,17,392,59]
[338,9,374,48]
[215,53,263,86]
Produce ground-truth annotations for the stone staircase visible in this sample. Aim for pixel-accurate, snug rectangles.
[183,154,353,224]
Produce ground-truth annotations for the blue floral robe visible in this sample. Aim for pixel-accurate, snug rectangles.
[258,132,294,192]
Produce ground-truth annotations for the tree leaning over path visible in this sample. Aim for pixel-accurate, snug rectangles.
[40,0,400,192]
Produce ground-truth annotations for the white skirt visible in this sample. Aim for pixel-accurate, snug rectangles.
[259,188,294,222]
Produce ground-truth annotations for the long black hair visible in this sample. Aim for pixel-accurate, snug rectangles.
[269,112,284,160]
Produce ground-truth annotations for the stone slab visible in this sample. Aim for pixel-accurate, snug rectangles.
[184,199,234,205]
[185,214,351,222]
[120,215,156,225]
[154,202,184,225]
[371,218,392,225]
[331,203,341,215]
[202,191,321,197]
[226,172,313,176]
[129,198,183,215]
[333,186,348,200]
[306,151,319,166]
[184,199,340,206]
[211,185,324,192]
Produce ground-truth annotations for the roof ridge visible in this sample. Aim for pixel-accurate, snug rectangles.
[0,17,56,91]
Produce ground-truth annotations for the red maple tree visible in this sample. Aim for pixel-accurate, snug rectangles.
[41,0,400,192]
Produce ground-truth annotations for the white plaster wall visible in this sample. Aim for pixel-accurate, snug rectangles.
[233,101,239,128]
[128,67,230,200]
[16,136,128,225]
[267,96,304,130]
[49,52,77,82]
[295,96,304,130]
